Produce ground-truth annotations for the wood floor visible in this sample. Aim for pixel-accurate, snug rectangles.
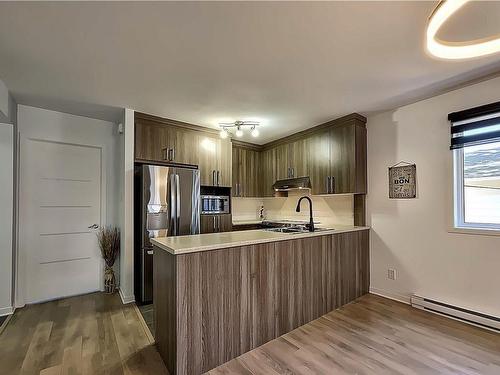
[1,293,499,375]
[0,292,168,375]
[210,294,500,375]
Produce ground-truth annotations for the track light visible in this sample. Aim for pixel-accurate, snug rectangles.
[218,120,261,139]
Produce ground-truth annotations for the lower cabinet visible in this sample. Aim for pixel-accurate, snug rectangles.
[200,214,232,234]
[154,229,369,375]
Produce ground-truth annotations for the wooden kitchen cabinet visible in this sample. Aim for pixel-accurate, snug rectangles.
[259,147,278,197]
[197,133,231,187]
[135,113,232,187]
[329,121,366,194]
[200,214,232,233]
[232,144,260,197]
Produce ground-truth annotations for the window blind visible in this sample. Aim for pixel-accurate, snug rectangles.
[449,101,500,150]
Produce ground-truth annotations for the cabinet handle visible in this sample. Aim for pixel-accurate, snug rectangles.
[170,148,175,161]
[217,171,220,186]
[330,176,335,194]
[213,216,216,231]
[326,176,331,194]
[217,216,220,231]
[162,148,169,160]
[212,170,216,186]
[291,167,294,178]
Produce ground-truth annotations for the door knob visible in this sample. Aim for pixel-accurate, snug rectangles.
[88,224,99,229]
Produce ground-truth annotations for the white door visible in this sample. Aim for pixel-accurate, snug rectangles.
[20,139,103,303]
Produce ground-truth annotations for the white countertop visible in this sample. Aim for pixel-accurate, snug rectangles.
[151,226,370,255]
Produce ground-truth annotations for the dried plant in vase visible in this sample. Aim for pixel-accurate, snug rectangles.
[97,226,120,293]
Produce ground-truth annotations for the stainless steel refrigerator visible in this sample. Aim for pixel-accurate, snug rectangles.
[134,164,200,304]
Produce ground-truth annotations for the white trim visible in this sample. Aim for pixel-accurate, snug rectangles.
[411,295,500,333]
[119,288,135,304]
[0,305,14,316]
[369,287,411,305]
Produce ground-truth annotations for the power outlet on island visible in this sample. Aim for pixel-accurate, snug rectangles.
[387,268,397,280]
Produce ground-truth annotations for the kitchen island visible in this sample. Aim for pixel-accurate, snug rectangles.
[151,226,370,375]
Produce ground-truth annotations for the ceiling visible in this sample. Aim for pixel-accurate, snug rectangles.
[0,1,499,143]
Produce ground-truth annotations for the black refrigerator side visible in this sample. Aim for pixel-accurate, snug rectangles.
[134,164,172,304]
[133,165,143,304]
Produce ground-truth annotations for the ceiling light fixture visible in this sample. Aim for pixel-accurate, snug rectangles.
[219,128,229,139]
[426,0,500,59]
[218,120,260,138]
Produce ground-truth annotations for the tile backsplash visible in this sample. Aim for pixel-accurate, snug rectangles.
[232,191,354,227]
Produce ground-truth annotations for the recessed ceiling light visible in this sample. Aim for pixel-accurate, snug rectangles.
[426,0,500,59]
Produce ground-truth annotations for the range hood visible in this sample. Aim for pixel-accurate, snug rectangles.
[272,176,312,191]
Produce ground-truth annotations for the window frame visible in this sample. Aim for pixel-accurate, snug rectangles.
[453,146,500,231]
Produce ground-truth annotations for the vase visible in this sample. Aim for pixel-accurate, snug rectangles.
[104,266,116,294]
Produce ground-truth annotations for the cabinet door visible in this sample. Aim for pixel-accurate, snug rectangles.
[217,138,232,187]
[244,148,260,197]
[200,215,216,234]
[288,139,308,178]
[231,146,241,197]
[197,134,220,186]
[307,132,332,195]
[275,144,290,180]
[234,147,260,197]
[135,122,171,162]
[197,134,232,187]
[329,125,356,194]
[218,214,233,232]
[259,148,277,197]
[169,127,198,165]
[200,214,232,233]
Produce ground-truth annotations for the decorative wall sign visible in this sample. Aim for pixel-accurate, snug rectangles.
[388,162,416,199]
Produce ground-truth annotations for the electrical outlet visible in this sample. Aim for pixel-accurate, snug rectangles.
[387,268,397,280]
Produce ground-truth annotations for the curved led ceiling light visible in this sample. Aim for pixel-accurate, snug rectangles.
[426,0,500,59]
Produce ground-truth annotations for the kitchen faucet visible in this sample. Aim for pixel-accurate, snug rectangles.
[295,196,315,232]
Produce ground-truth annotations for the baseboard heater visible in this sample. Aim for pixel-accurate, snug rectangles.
[411,295,500,333]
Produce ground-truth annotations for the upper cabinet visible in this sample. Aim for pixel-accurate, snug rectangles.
[134,113,232,187]
[246,114,366,196]
[232,143,260,197]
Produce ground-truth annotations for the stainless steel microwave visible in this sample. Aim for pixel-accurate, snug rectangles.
[201,195,230,214]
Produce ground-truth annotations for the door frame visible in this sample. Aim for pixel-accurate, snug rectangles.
[16,136,108,307]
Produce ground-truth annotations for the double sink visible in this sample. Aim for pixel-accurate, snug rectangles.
[265,226,333,234]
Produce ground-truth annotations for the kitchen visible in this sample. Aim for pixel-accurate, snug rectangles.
[1,2,500,375]
[133,112,369,371]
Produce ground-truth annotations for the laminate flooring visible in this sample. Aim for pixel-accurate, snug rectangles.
[2,292,499,375]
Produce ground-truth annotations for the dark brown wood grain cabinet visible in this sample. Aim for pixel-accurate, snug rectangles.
[134,113,232,187]
[200,214,232,234]
[232,144,260,197]
[153,229,369,375]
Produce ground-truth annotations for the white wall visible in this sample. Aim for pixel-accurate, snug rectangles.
[367,76,500,316]
[16,105,121,306]
[0,123,14,315]
[119,108,135,304]
[233,193,354,227]
[0,79,8,121]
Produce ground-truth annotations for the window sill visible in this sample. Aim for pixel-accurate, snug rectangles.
[448,226,500,237]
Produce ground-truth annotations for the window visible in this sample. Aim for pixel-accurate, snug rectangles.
[451,104,500,230]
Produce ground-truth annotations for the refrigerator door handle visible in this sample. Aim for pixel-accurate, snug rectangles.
[170,174,177,235]
[176,174,181,231]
